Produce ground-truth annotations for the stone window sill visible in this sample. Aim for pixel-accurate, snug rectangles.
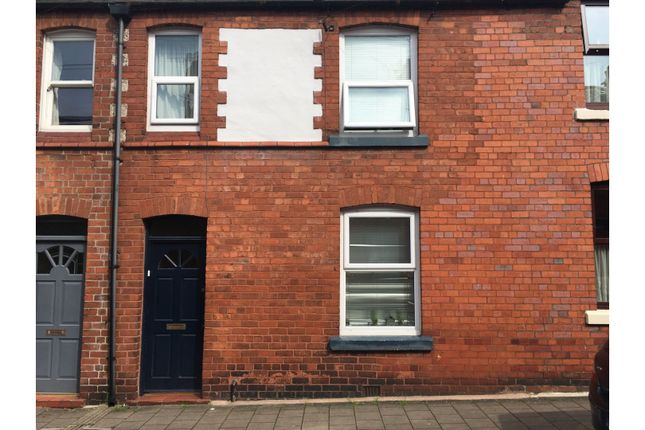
[585,309,609,325]
[574,108,609,121]
[328,336,433,352]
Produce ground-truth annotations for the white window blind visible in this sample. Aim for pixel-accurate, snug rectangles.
[344,36,410,80]
[347,86,411,125]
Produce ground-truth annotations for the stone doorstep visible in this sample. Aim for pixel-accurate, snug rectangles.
[129,392,210,406]
[36,394,86,409]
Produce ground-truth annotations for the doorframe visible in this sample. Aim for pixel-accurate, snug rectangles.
[139,234,206,394]
[36,234,87,394]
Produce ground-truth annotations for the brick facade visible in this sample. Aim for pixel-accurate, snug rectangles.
[36,0,608,403]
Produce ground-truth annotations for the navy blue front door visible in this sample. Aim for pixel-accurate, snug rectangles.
[141,239,205,392]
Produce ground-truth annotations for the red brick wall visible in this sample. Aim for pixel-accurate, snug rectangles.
[36,0,609,402]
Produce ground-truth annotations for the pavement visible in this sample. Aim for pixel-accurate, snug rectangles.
[36,396,593,430]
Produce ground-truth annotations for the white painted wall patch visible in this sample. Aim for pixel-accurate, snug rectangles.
[218,29,323,142]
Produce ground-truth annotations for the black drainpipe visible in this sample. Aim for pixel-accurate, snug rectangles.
[108,2,130,407]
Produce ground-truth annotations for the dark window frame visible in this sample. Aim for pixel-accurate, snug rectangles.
[591,180,609,309]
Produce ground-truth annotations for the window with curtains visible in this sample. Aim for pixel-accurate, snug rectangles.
[340,26,417,131]
[581,2,609,108]
[148,29,201,129]
[341,208,420,336]
[39,30,95,132]
[591,182,609,307]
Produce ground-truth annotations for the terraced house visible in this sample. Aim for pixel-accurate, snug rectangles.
[35,0,609,406]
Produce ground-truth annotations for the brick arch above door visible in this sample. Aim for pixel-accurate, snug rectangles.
[138,196,208,219]
[37,195,93,219]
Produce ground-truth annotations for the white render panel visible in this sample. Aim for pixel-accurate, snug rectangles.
[218,29,322,142]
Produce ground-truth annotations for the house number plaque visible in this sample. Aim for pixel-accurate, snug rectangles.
[46,329,66,336]
[166,323,186,331]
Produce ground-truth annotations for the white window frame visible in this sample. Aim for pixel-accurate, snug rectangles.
[340,208,421,336]
[147,28,201,132]
[39,30,95,132]
[339,26,418,132]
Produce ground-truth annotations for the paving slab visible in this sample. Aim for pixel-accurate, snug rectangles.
[36,396,592,430]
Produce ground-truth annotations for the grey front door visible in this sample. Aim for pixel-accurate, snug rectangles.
[36,239,85,393]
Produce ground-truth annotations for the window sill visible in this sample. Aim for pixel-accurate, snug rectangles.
[147,124,200,133]
[574,108,609,121]
[38,126,93,133]
[329,134,429,148]
[585,309,609,325]
[328,336,433,352]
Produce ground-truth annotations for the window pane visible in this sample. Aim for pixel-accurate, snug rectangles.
[345,36,410,80]
[349,217,410,264]
[594,245,609,303]
[52,40,94,81]
[156,84,195,119]
[347,87,410,125]
[53,88,93,125]
[584,56,609,104]
[346,272,415,327]
[155,35,199,77]
[592,186,609,239]
[585,6,609,46]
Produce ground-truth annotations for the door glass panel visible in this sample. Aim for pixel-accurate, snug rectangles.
[37,251,54,274]
[181,249,197,268]
[159,249,180,268]
[67,252,84,275]
[48,246,61,266]
[158,248,198,269]
[62,246,84,274]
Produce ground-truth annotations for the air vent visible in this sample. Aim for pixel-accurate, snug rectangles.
[363,385,381,396]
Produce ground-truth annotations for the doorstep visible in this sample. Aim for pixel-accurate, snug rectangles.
[129,392,209,406]
[36,393,86,409]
